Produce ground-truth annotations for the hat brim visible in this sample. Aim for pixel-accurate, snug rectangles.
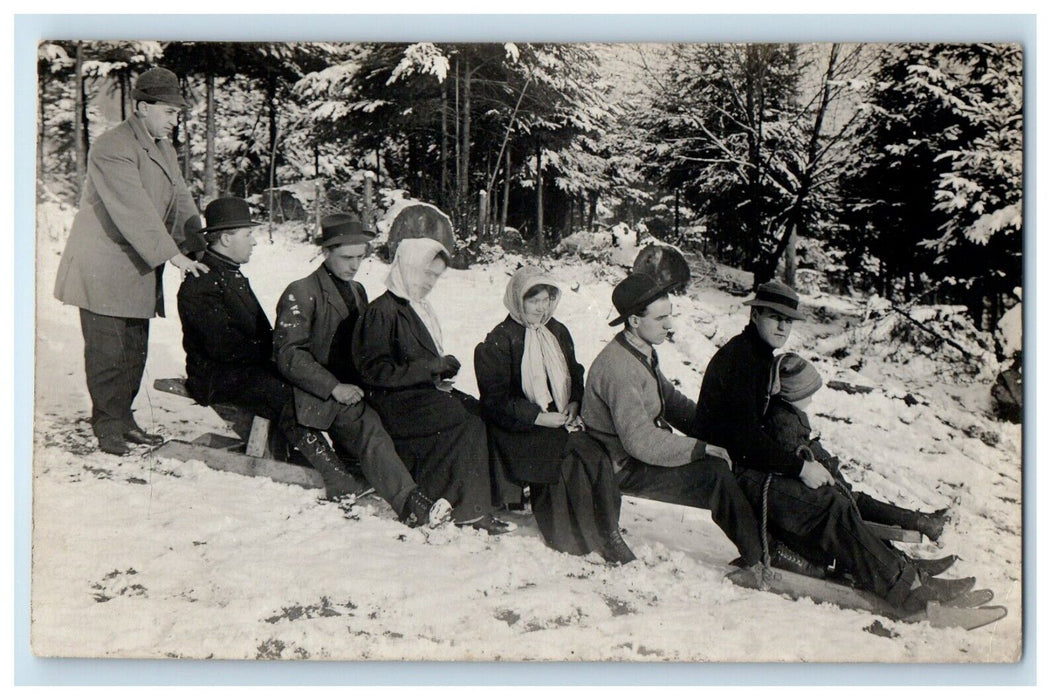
[743,299,807,321]
[608,282,675,327]
[199,220,263,235]
[132,90,188,109]
[315,233,376,248]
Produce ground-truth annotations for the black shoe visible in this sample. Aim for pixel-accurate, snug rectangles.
[910,553,958,576]
[914,508,949,543]
[123,427,165,446]
[769,542,827,579]
[919,572,976,603]
[458,514,516,536]
[599,530,636,565]
[400,489,453,528]
[98,435,131,456]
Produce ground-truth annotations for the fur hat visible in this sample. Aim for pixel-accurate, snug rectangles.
[775,353,823,402]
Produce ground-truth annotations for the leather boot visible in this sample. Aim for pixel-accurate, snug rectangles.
[858,497,948,542]
[919,571,975,602]
[400,488,453,528]
[769,541,827,579]
[907,553,957,576]
[599,530,636,565]
[291,428,368,500]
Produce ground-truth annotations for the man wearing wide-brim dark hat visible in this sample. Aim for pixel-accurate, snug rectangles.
[273,213,452,527]
[54,65,209,456]
[580,273,801,576]
[694,279,973,615]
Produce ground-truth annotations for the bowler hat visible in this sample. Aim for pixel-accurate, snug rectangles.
[198,197,262,239]
[743,279,806,321]
[132,67,187,108]
[609,273,672,327]
[315,213,376,248]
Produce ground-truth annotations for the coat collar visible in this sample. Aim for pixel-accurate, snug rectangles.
[128,114,177,185]
[385,290,442,359]
[312,264,358,318]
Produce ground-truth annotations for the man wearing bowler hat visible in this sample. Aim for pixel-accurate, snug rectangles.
[580,274,821,575]
[273,214,451,527]
[54,66,210,456]
[694,280,974,614]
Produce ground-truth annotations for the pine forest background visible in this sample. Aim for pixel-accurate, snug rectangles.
[36,40,1023,336]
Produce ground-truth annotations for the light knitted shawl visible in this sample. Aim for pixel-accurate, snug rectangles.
[386,237,448,355]
[503,266,571,412]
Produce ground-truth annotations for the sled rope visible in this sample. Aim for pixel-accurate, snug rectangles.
[761,473,772,573]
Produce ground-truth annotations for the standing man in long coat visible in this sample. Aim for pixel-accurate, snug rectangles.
[53,67,209,455]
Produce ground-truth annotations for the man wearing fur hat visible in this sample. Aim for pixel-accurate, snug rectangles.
[581,274,820,574]
[54,66,209,456]
[273,214,451,527]
[695,280,971,615]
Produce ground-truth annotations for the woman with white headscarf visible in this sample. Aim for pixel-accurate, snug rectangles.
[475,266,634,563]
[353,237,512,535]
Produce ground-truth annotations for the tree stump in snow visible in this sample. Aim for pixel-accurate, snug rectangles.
[632,243,691,295]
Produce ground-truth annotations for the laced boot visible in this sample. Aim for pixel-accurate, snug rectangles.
[292,429,368,500]
[400,488,453,528]
[599,530,636,565]
[769,541,827,579]
[859,497,948,542]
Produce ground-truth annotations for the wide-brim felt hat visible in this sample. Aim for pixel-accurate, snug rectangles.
[315,213,376,247]
[743,279,807,321]
[132,67,188,108]
[198,197,262,237]
[609,273,673,327]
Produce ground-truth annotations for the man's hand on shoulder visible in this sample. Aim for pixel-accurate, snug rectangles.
[171,253,209,277]
[331,383,364,404]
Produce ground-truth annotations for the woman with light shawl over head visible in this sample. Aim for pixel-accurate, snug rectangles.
[353,237,513,535]
[474,266,634,563]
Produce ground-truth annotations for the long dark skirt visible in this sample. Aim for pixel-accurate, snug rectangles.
[390,410,492,524]
[490,427,622,556]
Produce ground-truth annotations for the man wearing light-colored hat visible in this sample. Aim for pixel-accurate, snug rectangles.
[54,66,209,456]
[695,280,974,614]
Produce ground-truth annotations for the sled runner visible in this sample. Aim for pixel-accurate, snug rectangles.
[725,566,1006,631]
[151,377,326,491]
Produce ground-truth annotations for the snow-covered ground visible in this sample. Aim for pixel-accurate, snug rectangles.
[31,211,1022,662]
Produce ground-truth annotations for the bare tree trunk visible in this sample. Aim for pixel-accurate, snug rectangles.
[362,173,375,231]
[535,141,543,253]
[461,58,471,234]
[453,57,460,214]
[587,191,597,232]
[37,80,45,183]
[204,74,217,200]
[501,148,510,232]
[782,224,798,287]
[73,41,85,198]
[182,106,191,182]
[477,190,488,242]
[674,187,680,241]
[119,74,126,121]
[441,78,448,208]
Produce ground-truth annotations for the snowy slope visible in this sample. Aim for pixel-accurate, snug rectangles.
[31,214,1022,662]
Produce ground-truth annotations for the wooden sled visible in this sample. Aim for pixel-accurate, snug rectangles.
[152,378,325,491]
[725,567,1006,631]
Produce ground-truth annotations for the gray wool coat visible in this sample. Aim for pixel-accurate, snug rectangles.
[53,114,203,319]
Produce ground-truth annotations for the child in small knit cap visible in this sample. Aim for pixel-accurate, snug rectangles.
[763,353,949,544]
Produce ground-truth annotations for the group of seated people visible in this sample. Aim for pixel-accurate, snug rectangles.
[175,196,965,617]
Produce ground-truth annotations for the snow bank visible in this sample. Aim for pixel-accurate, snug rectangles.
[31,214,1022,662]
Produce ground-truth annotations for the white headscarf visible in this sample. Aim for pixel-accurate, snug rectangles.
[386,237,449,355]
[504,266,571,412]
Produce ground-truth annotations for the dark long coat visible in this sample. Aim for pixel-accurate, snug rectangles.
[474,315,585,483]
[274,265,369,431]
[177,249,274,405]
[54,114,204,319]
[352,291,472,439]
